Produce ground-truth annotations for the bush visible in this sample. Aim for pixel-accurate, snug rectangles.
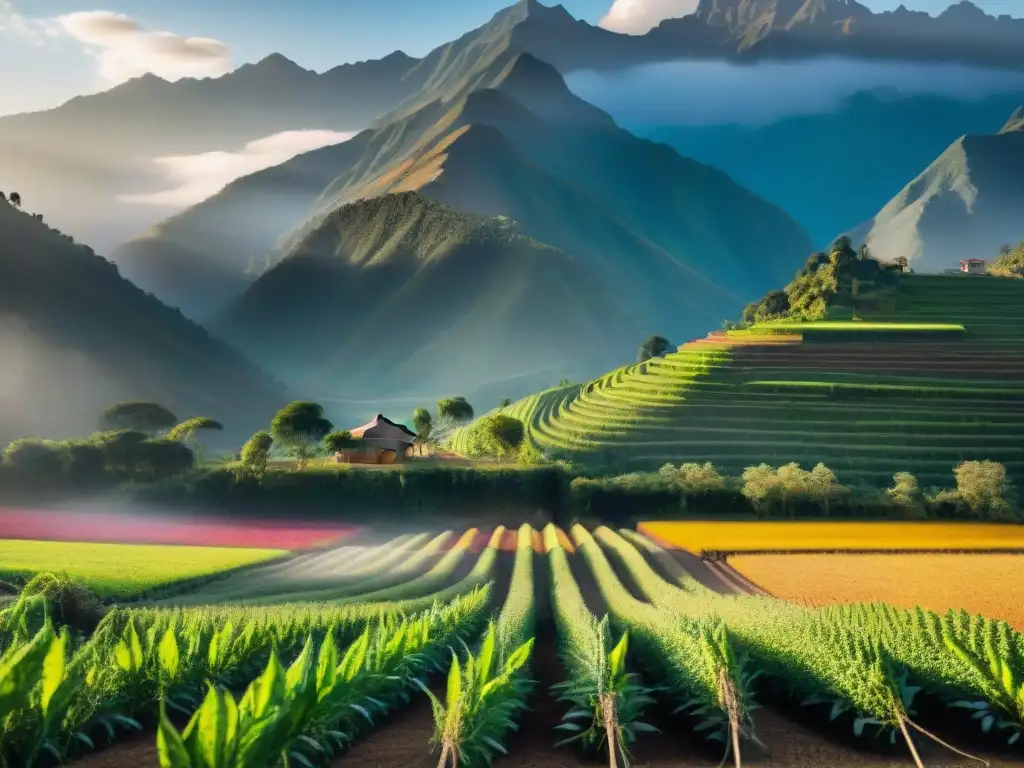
[462,414,525,460]
[20,572,106,633]
[237,431,274,482]
[2,439,64,475]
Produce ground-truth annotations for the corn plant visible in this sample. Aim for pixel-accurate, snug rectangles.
[420,624,533,768]
[420,524,537,768]
[0,620,94,767]
[543,524,656,768]
[599,528,989,767]
[157,587,492,767]
[572,525,757,767]
[943,612,1024,746]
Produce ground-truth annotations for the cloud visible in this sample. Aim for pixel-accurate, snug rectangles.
[599,0,699,34]
[54,11,232,83]
[0,0,58,44]
[121,130,358,208]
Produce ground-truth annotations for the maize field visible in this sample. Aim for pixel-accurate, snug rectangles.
[4,524,1024,767]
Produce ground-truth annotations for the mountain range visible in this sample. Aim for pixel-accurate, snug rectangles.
[0,198,285,446]
[1,0,1022,252]
[2,0,1023,436]
[117,48,811,415]
[852,108,1024,271]
[640,89,1024,247]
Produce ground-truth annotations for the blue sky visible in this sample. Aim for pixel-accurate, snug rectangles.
[1,0,1021,116]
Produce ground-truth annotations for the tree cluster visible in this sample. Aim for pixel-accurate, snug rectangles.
[742,236,898,324]
[593,459,1018,521]
[0,401,229,488]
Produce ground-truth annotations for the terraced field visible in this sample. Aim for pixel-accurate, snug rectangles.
[6,524,1024,768]
[471,275,1024,485]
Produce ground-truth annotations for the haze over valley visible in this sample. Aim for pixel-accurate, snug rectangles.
[2,0,1024,434]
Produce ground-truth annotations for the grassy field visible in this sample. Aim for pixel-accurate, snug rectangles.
[0,539,284,597]
[638,520,1024,553]
[462,275,1024,487]
[4,524,1024,768]
[729,552,1024,630]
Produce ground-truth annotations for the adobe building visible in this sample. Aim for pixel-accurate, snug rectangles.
[336,413,417,465]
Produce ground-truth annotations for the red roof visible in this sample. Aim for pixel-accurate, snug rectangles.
[350,413,417,441]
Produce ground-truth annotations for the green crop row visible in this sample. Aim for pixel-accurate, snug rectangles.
[153,588,490,767]
[542,524,655,767]
[421,524,536,767]
[601,528,1024,762]
[570,526,757,766]
[0,585,490,767]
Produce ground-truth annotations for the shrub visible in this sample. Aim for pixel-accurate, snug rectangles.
[135,438,195,480]
[236,431,273,482]
[324,430,360,454]
[20,572,105,633]
[461,414,526,461]
[61,442,107,486]
[2,438,63,475]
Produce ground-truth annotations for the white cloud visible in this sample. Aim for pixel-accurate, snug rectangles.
[0,0,57,44]
[121,130,358,208]
[599,0,699,34]
[54,11,232,83]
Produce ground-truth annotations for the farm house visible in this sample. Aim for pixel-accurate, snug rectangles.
[960,258,987,274]
[336,413,417,464]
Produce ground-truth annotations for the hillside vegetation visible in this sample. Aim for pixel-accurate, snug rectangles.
[0,198,285,444]
[470,266,1024,488]
[215,192,627,413]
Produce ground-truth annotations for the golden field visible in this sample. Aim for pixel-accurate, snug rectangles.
[638,520,1024,553]
[730,553,1024,630]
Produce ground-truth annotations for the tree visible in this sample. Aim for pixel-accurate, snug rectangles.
[437,397,474,425]
[637,335,671,363]
[498,398,513,409]
[412,407,433,456]
[1000,244,1013,257]
[100,402,178,435]
[8,192,20,208]
[324,430,360,454]
[858,244,871,260]
[167,417,224,462]
[675,462,727,494]
[954,460,1016,520]
[805,462,848,517]
[270,401,333,469]
[167,417,224,443]
[237,431,273,482]
[887,472,925,517]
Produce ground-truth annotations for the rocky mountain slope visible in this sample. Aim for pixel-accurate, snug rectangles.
[852,110,1024,271]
